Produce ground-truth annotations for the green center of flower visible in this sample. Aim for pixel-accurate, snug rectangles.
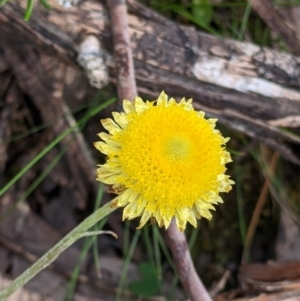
[164,136,191,161]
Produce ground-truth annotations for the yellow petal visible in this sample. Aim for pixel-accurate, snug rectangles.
[137,210,152,229]
[208,118,218,128]
[221,151,232,164]
[94,141,120,154]
[218,174,234,192]
[175,213,187,232]
[123,201,138,220]
[198,111,205,118]
[180,97,193,111]
[156,91,168,106]
[112,112,128,129]
[194,202,214,220]
[101,118,121,135]
[123,99,135,114]
[134,97,147,114]
[97,132,108,141]
[112,183,125,194]
[154,208,164,228]
[118,188,136,207]
[187,209,198,228]
[161,208,173,229]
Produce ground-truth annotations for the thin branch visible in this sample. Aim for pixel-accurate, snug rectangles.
[241,149,279,264]
[166,220,213,301]
[106,0,137,106]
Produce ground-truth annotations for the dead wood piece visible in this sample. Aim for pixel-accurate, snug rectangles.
[0,247,10,274]
[221,289,300,301]
[0,77,17,174]
[193,103,300,165]
[275,0,300,42]
[77,35,109,89]
[1,0,300,163]
[240,261,300,283]
[1,41,97,209]
[249,0,300,55]
[240,261,300,294]
[275,210,300,261]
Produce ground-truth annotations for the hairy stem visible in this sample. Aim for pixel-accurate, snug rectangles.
[166,220,213,301]
[106,0,137,106]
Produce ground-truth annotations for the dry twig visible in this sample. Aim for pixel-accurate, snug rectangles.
[106,0,137,105]
[241,149,279,264]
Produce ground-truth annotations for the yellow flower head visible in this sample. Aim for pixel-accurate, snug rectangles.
[94,91,234,231]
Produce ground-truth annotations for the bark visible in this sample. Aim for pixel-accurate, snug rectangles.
[1,0,300,163]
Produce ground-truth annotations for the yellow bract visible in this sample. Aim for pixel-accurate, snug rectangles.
[94,91,234,231]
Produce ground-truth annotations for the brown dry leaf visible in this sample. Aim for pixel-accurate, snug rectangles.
[240,261,300,292]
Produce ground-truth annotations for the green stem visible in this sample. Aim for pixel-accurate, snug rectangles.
[0,200,116,300]
[24,0,34,21]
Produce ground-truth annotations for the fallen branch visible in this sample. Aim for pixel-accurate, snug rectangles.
[1,0,300,163]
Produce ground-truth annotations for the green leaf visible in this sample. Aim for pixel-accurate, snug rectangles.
[170,6,219,35]
[0,0,10,7]
[39,0,51,10]
[24,0,34,21]
[129,262,161,297]
[191,0,213,27]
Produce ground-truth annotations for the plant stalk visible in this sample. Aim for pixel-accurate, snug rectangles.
[0,201,116,300]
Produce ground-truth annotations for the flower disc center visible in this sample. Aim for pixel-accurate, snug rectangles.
[164,135,191,161]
